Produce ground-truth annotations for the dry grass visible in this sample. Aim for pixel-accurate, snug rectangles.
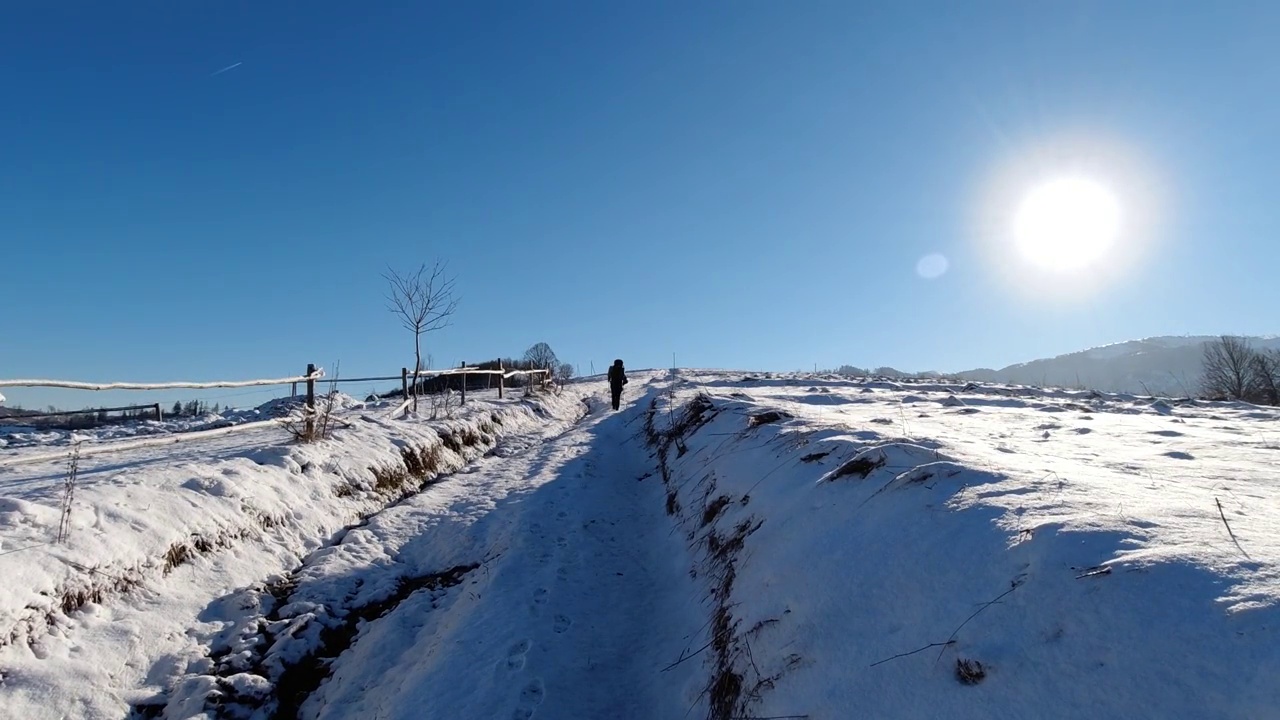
[371,463,411,495]
[956,658,987,685]
[799,450,832,463]
[400,443,443,479]
[747,409,792,429]
[828,454,885,481]
[702,495,732,527]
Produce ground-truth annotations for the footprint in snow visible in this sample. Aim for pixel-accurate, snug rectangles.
[512,679,546,719]
[553,614,573,634]
[505,639,531,671]
[1163,451,1195,460]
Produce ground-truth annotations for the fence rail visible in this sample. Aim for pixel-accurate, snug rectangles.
[1,361,553,433]
[0,420,278,469]
[322,368,549,386]
[0,359,559,463]
[0,371,324,392]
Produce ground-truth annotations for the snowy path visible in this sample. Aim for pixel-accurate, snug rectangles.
[298,386,702,720]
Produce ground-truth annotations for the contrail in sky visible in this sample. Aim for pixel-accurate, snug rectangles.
[210,62,243,77]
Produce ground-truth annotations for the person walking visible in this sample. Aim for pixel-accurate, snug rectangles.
[607,359,628,411]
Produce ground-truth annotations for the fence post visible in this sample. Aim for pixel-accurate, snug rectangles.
[401,367,409,404]
[460,361,467,405]
[291,382,297,397]
[153,403,162,421]
[305,363,316,438]
[498,360,505,399]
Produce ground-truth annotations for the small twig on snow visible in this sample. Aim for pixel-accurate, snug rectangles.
[869,640,956,667]
[1215,497,1252,560]
[661,637,716,672]
[936,579,1023,662]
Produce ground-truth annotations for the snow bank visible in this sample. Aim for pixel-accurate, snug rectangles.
[646,371,1280,718]
[0,389,586,719]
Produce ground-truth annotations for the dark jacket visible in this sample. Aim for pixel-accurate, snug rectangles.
[608,364,628,388]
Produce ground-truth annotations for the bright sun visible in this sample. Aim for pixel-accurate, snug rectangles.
[1013,177,1121,271]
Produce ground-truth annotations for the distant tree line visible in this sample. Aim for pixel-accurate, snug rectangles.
[0,399,225,431]
[170,400,220,417]
[1200,336,1280,405]
[826,365,961,382]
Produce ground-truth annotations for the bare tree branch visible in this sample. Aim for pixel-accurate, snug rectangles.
[384,261,459,409]
[869,641,955,667]
[1251,350,1280,406]
[524,342,559,371]
[1201,335,1256,401]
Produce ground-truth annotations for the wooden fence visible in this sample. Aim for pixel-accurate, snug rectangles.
[0,361,552,428]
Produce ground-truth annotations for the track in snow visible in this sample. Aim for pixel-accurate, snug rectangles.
[298,384,703,720]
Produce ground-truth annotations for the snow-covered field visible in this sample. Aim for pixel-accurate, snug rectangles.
[1,371,1278,719]
[648,371,1280,718]
[0,394,377,452]
[0,389,591,718]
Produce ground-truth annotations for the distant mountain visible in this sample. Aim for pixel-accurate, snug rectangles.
[956,335,1280,396]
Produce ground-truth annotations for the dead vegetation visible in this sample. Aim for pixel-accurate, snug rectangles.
[956,658,986,685]
[747,409,792,429]
[19,513,290,654]
[16,404,525,665]
[646,394,802,720]
[400,443,443,478]
[57,442,80,543]
[280,388,341,444]
[799,449,831,463]
[828,453,886,481]
[267,562,479,720]
[702,495,732,527]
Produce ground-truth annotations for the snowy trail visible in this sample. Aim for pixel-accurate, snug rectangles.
[299,384,702,720]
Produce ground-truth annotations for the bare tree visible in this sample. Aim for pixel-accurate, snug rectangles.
[1251,349,1280,406]
[524,342,559,372]
[1201,335,1257,401]
[556,362,575,384]
[384,261,458,409]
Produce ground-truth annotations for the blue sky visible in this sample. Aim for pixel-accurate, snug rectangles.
[3,1,1279,409]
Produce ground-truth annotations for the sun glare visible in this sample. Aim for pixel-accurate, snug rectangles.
[1013,177,1120,271]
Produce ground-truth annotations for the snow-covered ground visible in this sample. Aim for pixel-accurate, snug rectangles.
[2,371,1278,719]
[648,371,1280,718]
[0,389,589,718]
[0,393,388,451]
